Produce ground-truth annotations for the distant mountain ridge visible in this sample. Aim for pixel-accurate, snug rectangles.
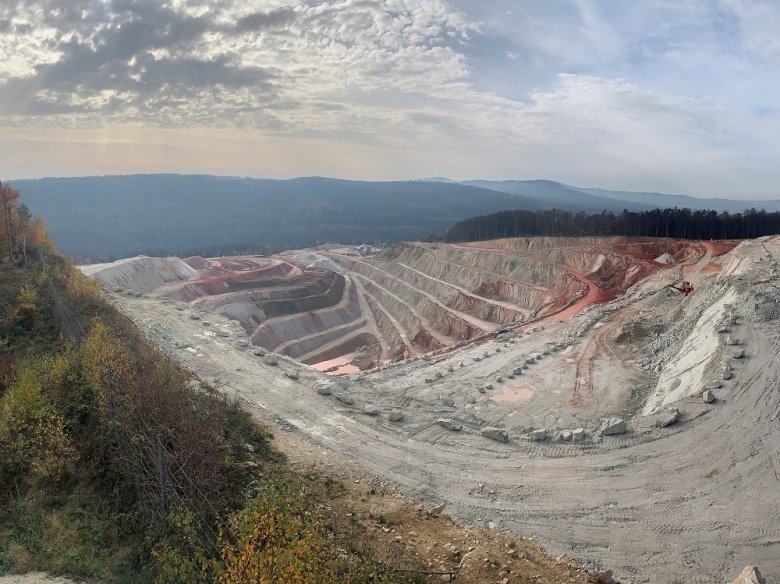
[14,174,541,261]
[460,179,780,213]
[12,173,780,261]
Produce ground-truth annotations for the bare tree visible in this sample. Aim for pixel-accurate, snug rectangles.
[0,182,21,259]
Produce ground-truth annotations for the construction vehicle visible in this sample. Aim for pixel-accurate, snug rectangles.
[667,280,693,295]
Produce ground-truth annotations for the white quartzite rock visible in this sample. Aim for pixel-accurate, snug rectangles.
[730,566,766,584]
[335,392,354,405]
[481,427,509,442]
[437,418,462,431]
[388,410,405,422]
[656,407,680,428]
[600,417,627,435]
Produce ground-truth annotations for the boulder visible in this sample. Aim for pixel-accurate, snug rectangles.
[284,370,300,380]
[656,407,680,428]
[316,382,332,395]
[252,347,267,356]
[335,392,354,405]
[428,503,446,516]
[388,409,405,422]
[560,430,573,441]
[703,390,716,403]
[364,404,381,416]
[600,417,627,435]
[732,348,746,359]
[437,418,462,431]
[441,395,455,407]
[481,427,509,443]
[478,385,486,394]
[571,427,585,442]
[710,379,723,389]
[466,394,477,404]
[484,383,494,391]
[723,364,734,380]
[175,301,187,311]
[218,329,231,337]
[190,313,201,320]
[730,566,766,584]
[495,375,503,383]
[512,367,523,376]
[236,339,250,348]
[529,429,547,441]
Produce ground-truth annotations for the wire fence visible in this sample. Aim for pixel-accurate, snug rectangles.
[36,249,464,580]
[35,245,233,555]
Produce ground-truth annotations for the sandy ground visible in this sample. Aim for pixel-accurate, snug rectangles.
[0,575,76,584]
[104,237,780,584]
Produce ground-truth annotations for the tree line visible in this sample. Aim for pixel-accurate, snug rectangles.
[444,207,780,242]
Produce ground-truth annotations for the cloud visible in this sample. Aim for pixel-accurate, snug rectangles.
[0,0,472,124]
[1,0,780,197]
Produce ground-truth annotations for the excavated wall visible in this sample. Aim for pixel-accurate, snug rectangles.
[388,243,579,306]
[362,292,409,359]
[251,276,362,352]
[354,275,441,352]
[83,236,708,374]
[334,256,484,341]
[189,271,344,329]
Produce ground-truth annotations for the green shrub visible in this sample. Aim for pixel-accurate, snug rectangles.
[0,367,74,490]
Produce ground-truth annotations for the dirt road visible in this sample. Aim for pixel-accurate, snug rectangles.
[110,238,780,583]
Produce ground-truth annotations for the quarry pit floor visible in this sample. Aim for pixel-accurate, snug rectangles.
[103,237,780,584]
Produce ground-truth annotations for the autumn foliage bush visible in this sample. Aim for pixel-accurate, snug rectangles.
[217,477,394,584]
[0,366,74,491]
[0,221,403,583]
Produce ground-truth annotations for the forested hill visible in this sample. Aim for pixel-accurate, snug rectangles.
[444,208,780,242]
[13,175,541,261]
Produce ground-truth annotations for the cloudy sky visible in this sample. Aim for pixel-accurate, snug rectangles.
[1,0,779,197]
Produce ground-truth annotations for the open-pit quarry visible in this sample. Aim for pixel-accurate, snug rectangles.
[83,236,780,583]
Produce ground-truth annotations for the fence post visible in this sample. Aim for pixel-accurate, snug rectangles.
[157,433,169,514]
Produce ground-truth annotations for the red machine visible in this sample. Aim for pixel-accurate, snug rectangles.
[667,281,694,295]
